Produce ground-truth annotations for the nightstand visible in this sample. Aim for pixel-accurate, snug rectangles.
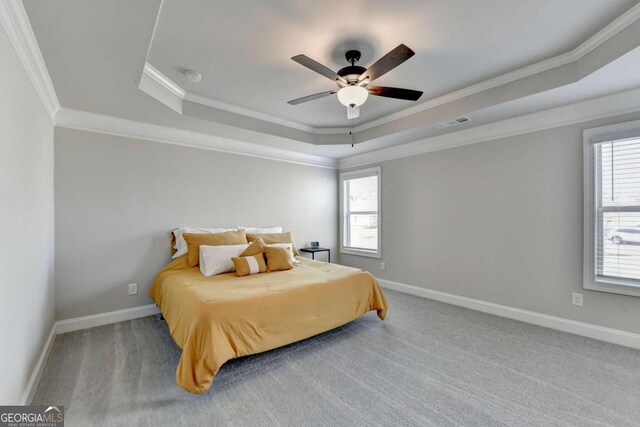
[300,247,330,263]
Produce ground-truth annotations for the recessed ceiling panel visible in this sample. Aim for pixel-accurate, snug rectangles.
[147,0,636,128]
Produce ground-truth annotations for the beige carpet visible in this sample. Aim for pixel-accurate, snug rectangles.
[33,290,640,426]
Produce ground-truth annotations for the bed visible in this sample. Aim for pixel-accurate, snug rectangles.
[149,254,388,393]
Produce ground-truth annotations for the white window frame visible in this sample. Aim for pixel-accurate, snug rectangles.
[583,120,640,297]
[340,166,382,258]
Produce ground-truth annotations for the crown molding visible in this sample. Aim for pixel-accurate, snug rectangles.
[53,86,640,172]
[143,62,185,99]
[351,2,640,133]
[184,91,320,133]
[141,4,640,137]
[185,92,347,135]
[338,87,640,169]
[349,53,575,133]
[53,108,337,169]
[0,0,60,121]
[141,64,346,135]
[573,2,640,60]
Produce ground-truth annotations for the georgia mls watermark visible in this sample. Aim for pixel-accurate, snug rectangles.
[0,406,64,427]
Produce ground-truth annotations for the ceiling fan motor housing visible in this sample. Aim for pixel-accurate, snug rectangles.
[337,65,366,84]
[338,50,366,84]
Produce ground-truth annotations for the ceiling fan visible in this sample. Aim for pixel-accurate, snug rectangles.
[288,44,423,119]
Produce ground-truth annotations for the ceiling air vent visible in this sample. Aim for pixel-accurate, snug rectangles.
[434,116,471,129]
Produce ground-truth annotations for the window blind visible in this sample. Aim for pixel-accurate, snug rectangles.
[594,137,640,284]
[342,171,379,253]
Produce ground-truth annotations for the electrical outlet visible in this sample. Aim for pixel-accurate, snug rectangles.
[572,292,583,307]
[380,262,386,271]
[128,283,138,295]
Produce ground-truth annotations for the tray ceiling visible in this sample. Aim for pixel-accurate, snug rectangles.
[147,0,635,128]
[20,0,640,162]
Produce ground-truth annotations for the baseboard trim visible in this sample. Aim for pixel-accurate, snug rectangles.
[23,285,639,403]
[376,278,640,350]
[20,304,161,404]
[55,304,160,334]
[19,324,56,405]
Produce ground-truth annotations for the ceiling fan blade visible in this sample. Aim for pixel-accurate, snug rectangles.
[291,55,346,85]
[287,91,336,105]
[367,86,423,101]
[358,44,415,84]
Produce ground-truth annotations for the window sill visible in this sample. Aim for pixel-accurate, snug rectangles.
[584,279,640,298]
[340,248,381,259]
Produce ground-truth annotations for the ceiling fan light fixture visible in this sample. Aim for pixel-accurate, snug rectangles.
[337,85,368,108]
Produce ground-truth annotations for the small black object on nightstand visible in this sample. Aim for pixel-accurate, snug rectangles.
[300,247,330,263]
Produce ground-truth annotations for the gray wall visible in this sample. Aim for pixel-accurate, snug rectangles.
[54,128,338,320]
[0,29,55,403]
[340,113,640,335]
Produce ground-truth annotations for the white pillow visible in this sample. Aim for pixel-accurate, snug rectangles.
[240,226,283,234]
[172,227,237,259]
[199,244,249,277]
[267,243,299,265]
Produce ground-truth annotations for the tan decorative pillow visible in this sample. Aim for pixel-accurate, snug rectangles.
[239,237,266,257]
[246,231,299,256]
[183,229,247,267]
[266,243,296,264]
[264,246,294,272]
[232,254,267,276]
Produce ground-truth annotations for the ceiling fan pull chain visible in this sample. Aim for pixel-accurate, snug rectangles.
[350,115,354,147]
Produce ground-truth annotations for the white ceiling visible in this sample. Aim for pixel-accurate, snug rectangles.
[329,45,640,159]
[21,0,640,161]
[148,0,636,128]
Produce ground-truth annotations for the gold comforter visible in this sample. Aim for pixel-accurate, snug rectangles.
[149,256,388,393]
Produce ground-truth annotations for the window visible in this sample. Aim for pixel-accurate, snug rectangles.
[340,167,381,258]
[584,123,640,297]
